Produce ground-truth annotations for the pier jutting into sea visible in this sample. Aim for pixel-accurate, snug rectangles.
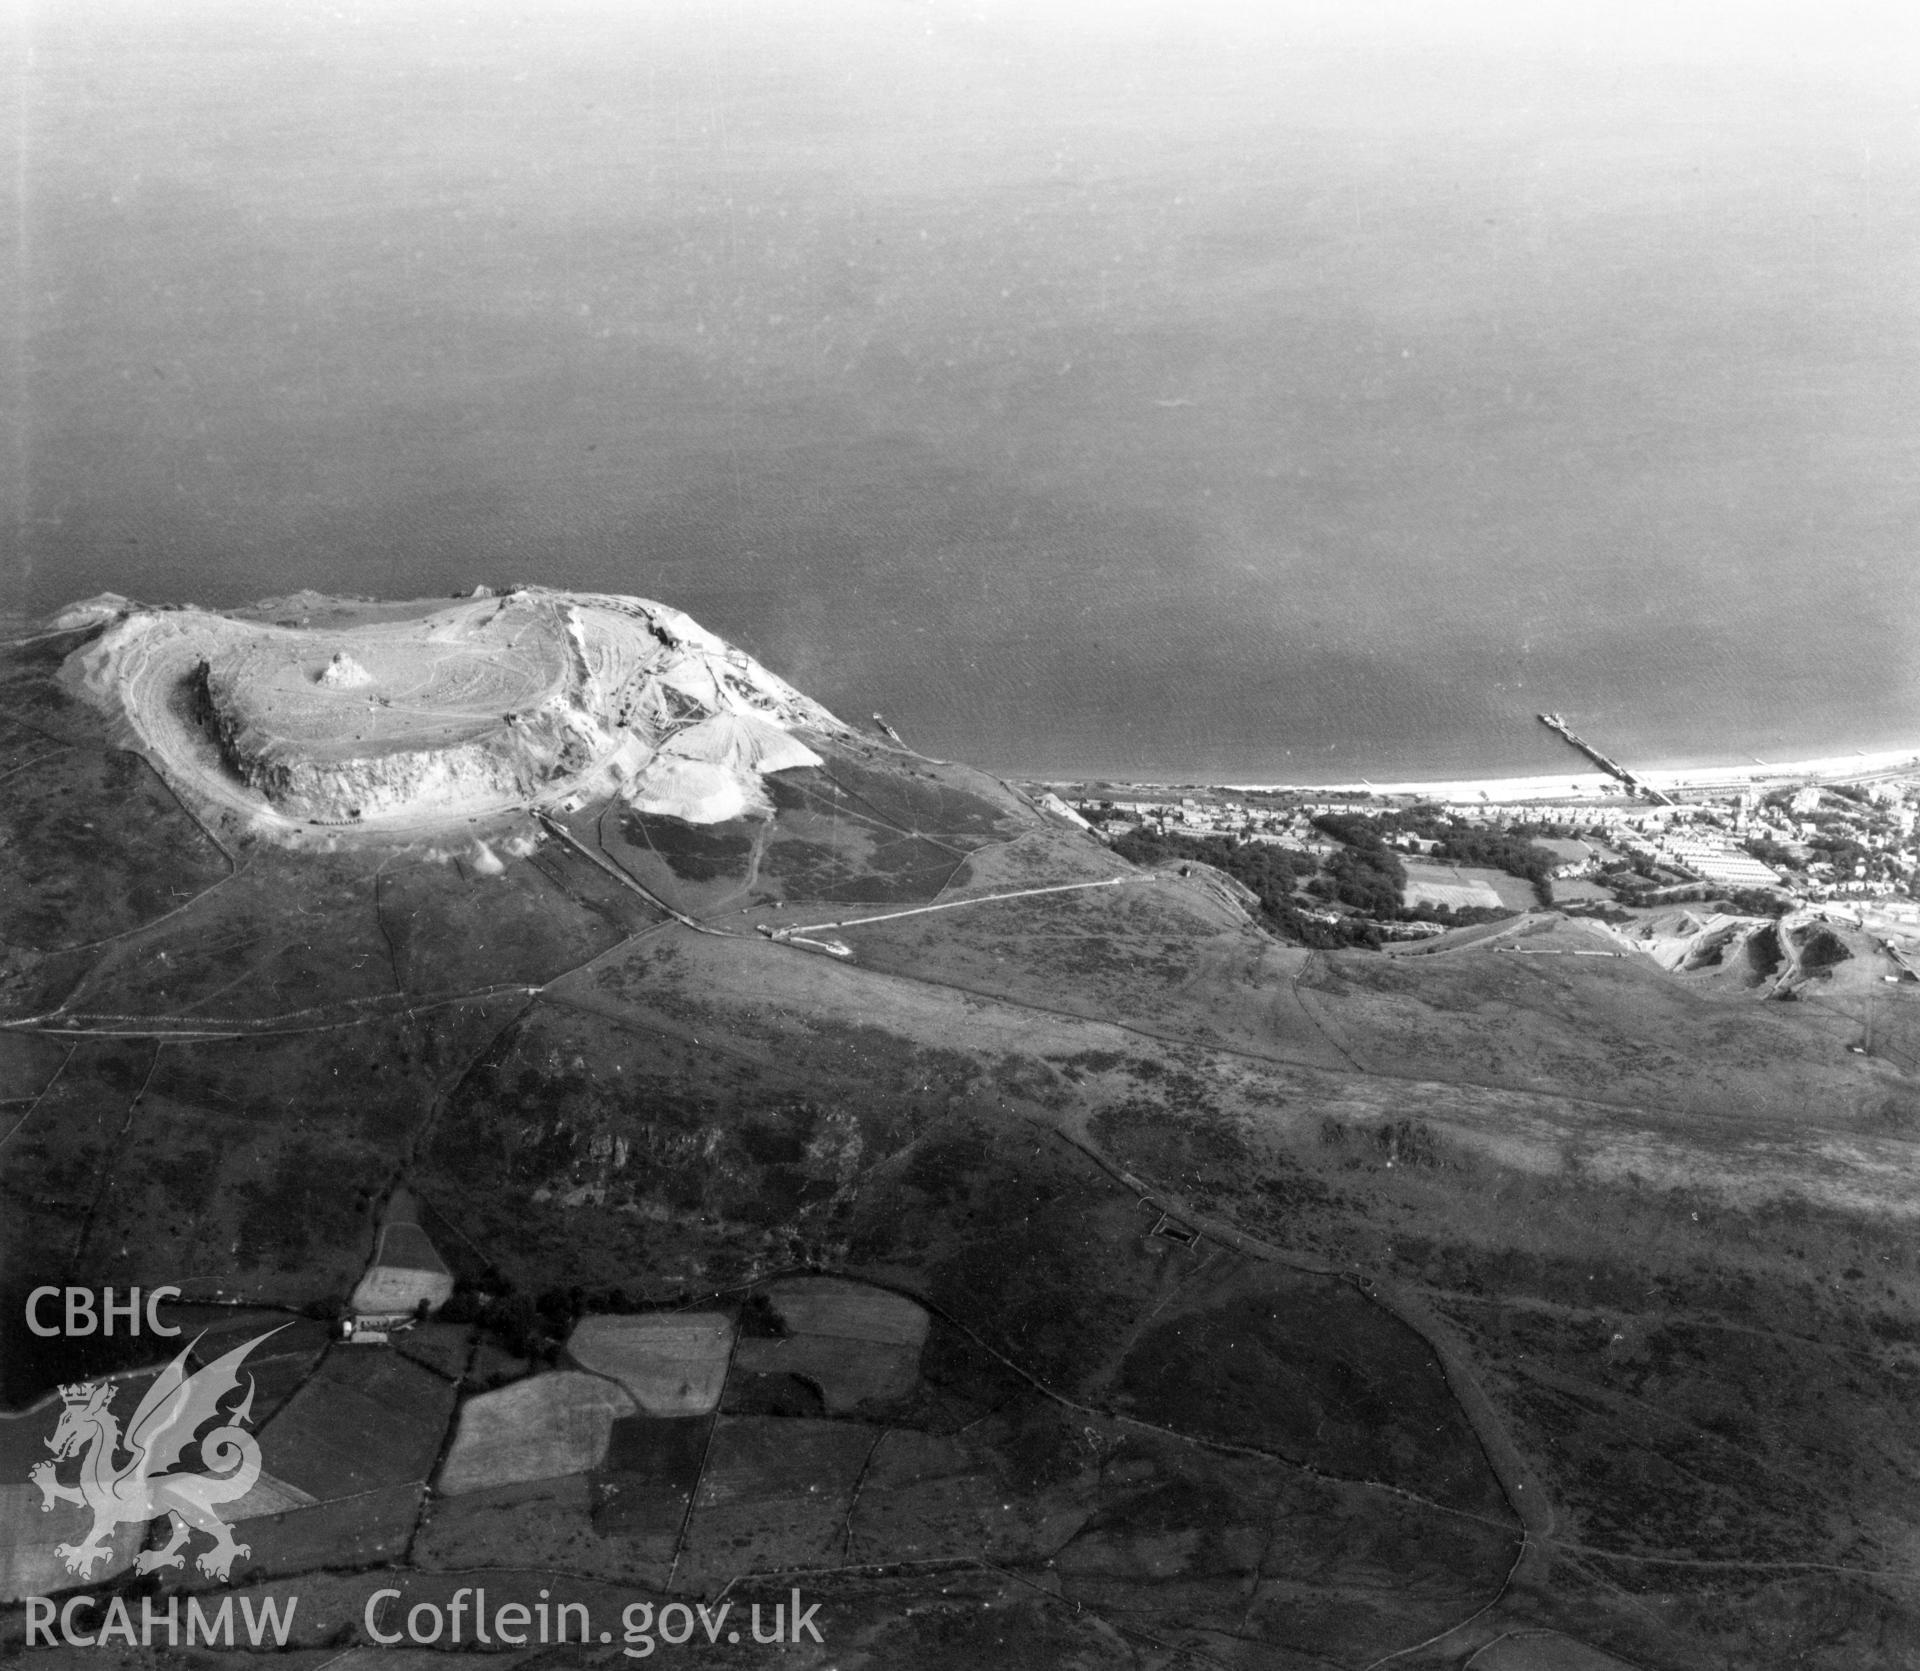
[1538,713,1675,804]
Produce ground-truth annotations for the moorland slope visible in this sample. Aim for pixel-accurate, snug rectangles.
[2,594,1917,1669]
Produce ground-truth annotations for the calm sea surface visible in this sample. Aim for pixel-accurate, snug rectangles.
[10,4,1919,784]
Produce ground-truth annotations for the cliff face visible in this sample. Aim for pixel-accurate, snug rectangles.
[231,737,531,825]
[67,588,851,836]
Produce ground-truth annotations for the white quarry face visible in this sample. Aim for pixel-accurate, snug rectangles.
[63,588,848,841]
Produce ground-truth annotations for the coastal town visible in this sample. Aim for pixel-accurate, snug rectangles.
[1039,753,1920,949]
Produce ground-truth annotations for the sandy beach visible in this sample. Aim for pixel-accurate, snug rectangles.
[1235,744,1920,804]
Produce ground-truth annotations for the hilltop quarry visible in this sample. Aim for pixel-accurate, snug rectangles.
[62,587,845,840]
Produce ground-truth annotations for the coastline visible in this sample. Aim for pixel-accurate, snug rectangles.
[1219,744,1920,804]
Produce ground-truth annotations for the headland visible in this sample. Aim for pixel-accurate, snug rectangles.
[55,587,848,849]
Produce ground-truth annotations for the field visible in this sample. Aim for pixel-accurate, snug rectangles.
[409,1472,674,1583]
[0,1371,166,1602]
[763,1276,931,1346]
[437,1372,635,1495]
[566,1314,735,1414]
[729,1336,921,1412]
[393,1322,472,1380]
[672,1417,875,1588]
[1549,876,1617,902]
[1404,858,1521,910]
[258,1348,456,1500]
[730,1279,930,1410]
[211,1482,423,1581]
[595,1412,711,1557]
[351,1223,455,1316]
[0,1483,141,1603]
[411,1416,709,1581]
[849,1424,1085,1566]
[226,1471,317,1520]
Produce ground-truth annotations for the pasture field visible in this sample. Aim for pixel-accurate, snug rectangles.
[0,1370,163,1602]
[566,1313,734,1414]
[844,1431,1023,1565]
[259,1348,456,1500]
[1549,876,1617,902]
[351,1221,455,1316]
[762,1277,929,1346]
[720,1367,828,1417]
[0,1482,141,1603]
[1403,859,1510,910]
[179,1314,335,1432]
[466,1340,535,1389]
[373,1223,448,1273]
[732,1278,929,1417]
[416,1468,682,1582]
[393,1321,472,1380]
[729,1336,920,1411]
[411,1472,658,1581]
[593,1413,710,1536]
[693,1416,876,1510]
[0,1372,156,1478]
[215,1482,423,1581]
[437,1371,634,1494]
[582,1414,711,1578]
[351,1270,454,1318]
[227,1470,317,1520]
[675,1418,874,1589]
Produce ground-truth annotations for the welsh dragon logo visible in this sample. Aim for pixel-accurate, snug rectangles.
[29,1327,284,1582]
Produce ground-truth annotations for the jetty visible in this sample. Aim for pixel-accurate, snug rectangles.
[1537,713,1674,804]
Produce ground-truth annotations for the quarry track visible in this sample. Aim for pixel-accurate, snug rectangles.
[775,873,1145,935]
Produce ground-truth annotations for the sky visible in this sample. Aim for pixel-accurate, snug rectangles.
[5,1,1919,777]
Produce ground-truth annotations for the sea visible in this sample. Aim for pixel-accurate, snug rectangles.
[9,2,1919,787]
